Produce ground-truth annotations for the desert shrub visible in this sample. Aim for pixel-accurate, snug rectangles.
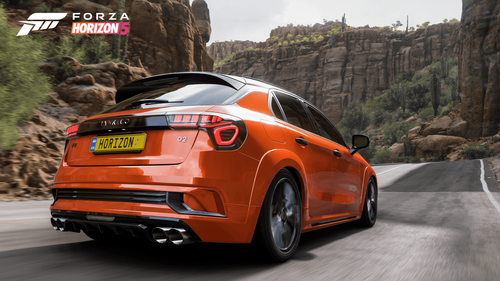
[418,106,434,121]
[395,156,420,163]
[47,35,114,65]
[383,122,410,145]
[35,2,61,12]
[287,34,292,38]
[425,154,443,162]
[459,145,493,160]
[439,100,459,117]
[371,148,392,164]
[317,35,324,41]
[407,84,429,113]
[339,102,370,138]
[1,0,35,9]
[0,5,52,149]
[282,41,288,45]
[366,96,390,127]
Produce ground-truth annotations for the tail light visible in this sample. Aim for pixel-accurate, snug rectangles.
[166,113,246,150]
[66,124,79,138]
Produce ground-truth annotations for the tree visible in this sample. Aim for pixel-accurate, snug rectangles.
[339,102,370,138]
[0,5,52,149]
[449,18,459,23]
[391,20,403,31]
[406,84,429,113]
[443,18,448,23]
[416,21,430,29]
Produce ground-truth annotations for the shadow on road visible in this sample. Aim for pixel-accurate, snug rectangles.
[0,222,368,280]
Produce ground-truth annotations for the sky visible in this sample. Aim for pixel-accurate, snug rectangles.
[199,0,463,45]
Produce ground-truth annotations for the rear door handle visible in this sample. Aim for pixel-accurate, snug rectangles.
[333,149,342,157]
[295,137,309,145]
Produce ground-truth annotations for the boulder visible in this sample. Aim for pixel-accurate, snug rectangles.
[422,116,452,136]
[448,117,467,137]
[0,182,10,194]
[415,135,467,159]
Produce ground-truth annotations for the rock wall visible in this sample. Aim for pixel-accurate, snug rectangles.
[458,0,500,138]
[10,0,214,74]
[208,40,259,64]
[215,23,460,124]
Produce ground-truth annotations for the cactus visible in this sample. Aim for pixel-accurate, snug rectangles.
[441,51,448,79]
[399,83,406,113]
[192,63,197,71]
[405,15,409,35]
[121,19,130,61]
[404,133,412,157]
[331,33,337,47]
[112,0,126,59]
[430,66,441,117]
[341,13,346,32]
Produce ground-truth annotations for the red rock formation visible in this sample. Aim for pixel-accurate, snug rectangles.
[458,0,500,138]
[215,23,460,124]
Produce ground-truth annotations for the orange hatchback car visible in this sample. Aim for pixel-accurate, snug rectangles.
[50,72,377,262]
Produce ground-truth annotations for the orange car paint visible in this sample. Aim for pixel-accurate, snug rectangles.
[51,90,377,243]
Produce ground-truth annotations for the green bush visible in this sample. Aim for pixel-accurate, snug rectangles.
[286,34,292,38]
[406,84,429,113]
[425,155,443,162]
[0,5,52,149]
[365,96,389,127]
[418,107,434,121]
[395,156,421,163]
[439,100,459,117]
[383,122,410,145]
[459,145,493,160]
[339,102,370,138]
[372,148,392,164]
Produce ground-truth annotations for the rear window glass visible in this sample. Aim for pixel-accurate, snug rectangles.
[103,83,237,113]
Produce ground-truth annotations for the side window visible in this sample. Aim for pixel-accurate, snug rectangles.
[271,95,285,121]
[274,92,313,132]
[307,105,346,146]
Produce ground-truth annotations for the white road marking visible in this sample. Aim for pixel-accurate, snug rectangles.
[376,165,404,175]
[480,159,500,215]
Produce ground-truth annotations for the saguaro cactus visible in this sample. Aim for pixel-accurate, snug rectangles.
[341,13,346,32]
[430,66,441,117]
[451,77,458,101]
[399,83,406,113]
[404,133,412,157]
[112,0,126,59]
[405,15,409,35]
[441,50,448,79]
[331,33,337,47]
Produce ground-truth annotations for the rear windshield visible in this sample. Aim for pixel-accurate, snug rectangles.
[103,83,238,113]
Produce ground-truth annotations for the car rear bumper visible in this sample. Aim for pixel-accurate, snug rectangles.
[50,185,261,243]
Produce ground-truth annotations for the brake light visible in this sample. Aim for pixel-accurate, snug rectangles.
[66,124,79,137]
[166,113,247,150]
[213,125,239,145]
[167,114,229,128]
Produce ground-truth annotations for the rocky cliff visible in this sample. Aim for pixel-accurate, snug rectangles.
[215,22,460,124]
[208,40,259,65]
[458,0,500,138]
[8,0,214,74]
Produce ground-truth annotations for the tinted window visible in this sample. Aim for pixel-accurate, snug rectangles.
[103,83,237,113]
[274,92,313,132]
[271,96,285,121]
[307,105,346,146]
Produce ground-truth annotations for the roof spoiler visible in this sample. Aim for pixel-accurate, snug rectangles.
[115,72,246,104]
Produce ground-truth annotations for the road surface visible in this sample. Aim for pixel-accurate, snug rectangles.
[1,159,499,280]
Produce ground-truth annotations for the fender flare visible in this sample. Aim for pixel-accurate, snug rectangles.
[248,149,307,208]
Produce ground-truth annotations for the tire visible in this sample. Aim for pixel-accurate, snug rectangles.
[359,178,377,227]
[255,169,302,262]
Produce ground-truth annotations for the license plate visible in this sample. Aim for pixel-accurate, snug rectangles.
[90,133,147,154]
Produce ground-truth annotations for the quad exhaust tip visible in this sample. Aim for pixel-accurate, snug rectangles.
[152,227,193,245]
[51,217,68,231]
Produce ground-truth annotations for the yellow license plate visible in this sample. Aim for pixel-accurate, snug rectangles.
[90,133,147,154]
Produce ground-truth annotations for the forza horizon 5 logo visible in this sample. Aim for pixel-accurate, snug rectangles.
[17,12,130,36]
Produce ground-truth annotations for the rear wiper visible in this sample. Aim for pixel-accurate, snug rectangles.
[131,99,184,106]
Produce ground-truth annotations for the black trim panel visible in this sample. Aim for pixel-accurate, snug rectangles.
[311,216,357,227]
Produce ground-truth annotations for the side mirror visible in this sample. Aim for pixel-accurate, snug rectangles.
[349,135,370,155]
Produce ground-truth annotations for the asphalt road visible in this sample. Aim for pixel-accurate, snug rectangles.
[1,159,500,281]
